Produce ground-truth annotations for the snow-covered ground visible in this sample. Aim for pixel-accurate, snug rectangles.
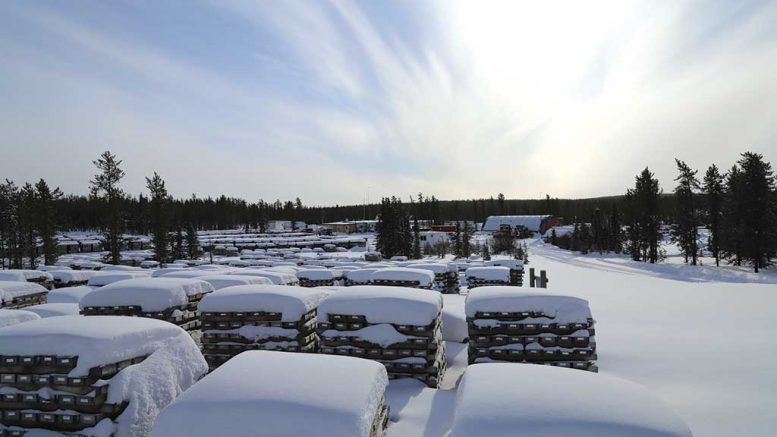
[384,240,776,437]
[524,241,777,437]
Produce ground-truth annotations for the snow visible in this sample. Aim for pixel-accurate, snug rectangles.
[450,364,692,437]
[45,285,98,304]
[465,286,592,322]
[0,315,192,376]
[318,286,442,325]
[106,329,207,437]
[101,265,143,272]
[153,351,388,437]
[484,259,524,269]
[405,263,449,274]
[0,281,48,304]
[151,267,189,278]
[80,278,214,312]
[519,241,777,436]
[441,295,468,342]
[159,269,232,279]
[48,269,100,284]
[345,268,380,282]
[321,324,412,347]
[296,269,342,281]
[0,270,53,282]
[25,303,81,318]
[227,269,299,285]
[199,274,273,290]
[87,271,151,287]
[0,308,40,327]
[464,266,510,282]
[370,268,435,286]
[198,285,329,321]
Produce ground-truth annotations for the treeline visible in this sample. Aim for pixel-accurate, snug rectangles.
[0,180,61,269]
[374,196,483,261]
[550,152,777,273]
[52,190,673,233]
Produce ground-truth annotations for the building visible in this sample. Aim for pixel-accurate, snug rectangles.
[321,220,377,234]
[419,231,450,246]
[481,215,558,235]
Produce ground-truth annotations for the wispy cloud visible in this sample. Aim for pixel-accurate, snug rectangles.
[0,0,775,204]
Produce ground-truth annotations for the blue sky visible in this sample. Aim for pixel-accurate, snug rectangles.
[1,0,775,204]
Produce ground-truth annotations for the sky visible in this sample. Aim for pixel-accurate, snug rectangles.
[0,0,775,205]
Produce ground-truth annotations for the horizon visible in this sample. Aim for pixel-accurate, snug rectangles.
[2,0,775,204]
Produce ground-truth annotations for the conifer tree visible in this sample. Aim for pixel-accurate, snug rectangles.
[0,181,21,269]
[172,226,184,261]
[34,179,62,266]
[146,172,170,265]
[734,153,776,272]
[591,208,603,253]
[412,217,422,259]
[672,159,700,265]
[90,151,125,264]
[19,183,37,268]
[452,222,462,258]
[721,166,745,265]
[703,164,724,266]
[578,223,592,254]
[625,168,662,263]
[570,222,580,252]
[609,204,622,253]
[461,222,471,258]
[185,223,200,259]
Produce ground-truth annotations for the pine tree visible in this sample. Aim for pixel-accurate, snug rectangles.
[399,205,412,258]
[550,228,558,246]
[185,222,200,259]
[172,226,184,261]
[497,193,505,215]
[146,172,170,265]
[591,208,603,253]
[735,153,776,272]
[412,217,422,259]
[625,168,662,263]
[703,164,724,266]
[34,179,62,266]
[18,184,37,268]
[453,222,462,258]
[0,181,21,269]
[672,159,700,265]
[375,198,394,257]
[609,204,622,253]
[721,166,745,265]
[570,222,580,252]
[90,151,126,264]
[462,223,472,258]
[578,223,592,254]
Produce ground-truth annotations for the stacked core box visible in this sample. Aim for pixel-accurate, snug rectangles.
[198,285,329,369]
[465,267,512,289]
[295,269,344,288]
[154,351,390,437]
[369,268,435,290]
[465,286,597,372]
[0,282,48,310]
[0,316,206,436]
[485,260,525,286]
[406,264,460,294]
[318,286,446,387]
[79,277,214,332]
